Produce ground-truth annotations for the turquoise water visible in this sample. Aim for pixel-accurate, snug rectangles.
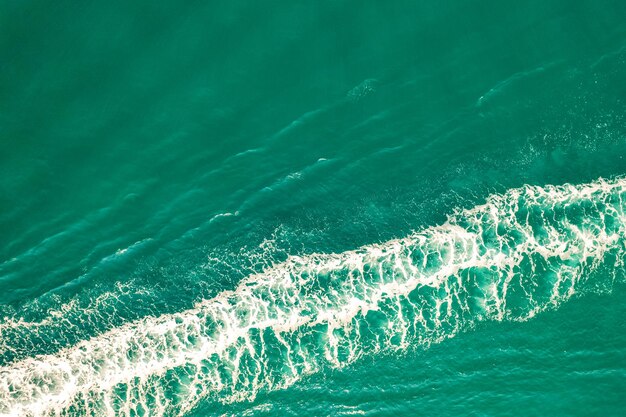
[1,1,626,416]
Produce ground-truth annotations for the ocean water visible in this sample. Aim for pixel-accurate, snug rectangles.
[1,1,626,416]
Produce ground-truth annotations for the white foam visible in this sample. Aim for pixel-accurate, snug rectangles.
[1,177,625,417]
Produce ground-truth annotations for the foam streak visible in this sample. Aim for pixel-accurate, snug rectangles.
[1,178,625,417]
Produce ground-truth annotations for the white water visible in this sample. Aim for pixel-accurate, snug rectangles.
[1,177,625,417]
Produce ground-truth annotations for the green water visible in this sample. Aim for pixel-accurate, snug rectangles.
[1,1,626,416]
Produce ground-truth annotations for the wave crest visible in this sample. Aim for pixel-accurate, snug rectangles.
[2,177,625,417]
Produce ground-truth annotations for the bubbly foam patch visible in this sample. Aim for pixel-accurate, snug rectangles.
[1,177,626,417]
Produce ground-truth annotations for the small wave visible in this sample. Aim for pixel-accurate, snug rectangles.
[1,177,625,416]
[476,63,557,107]
[347,79,378,101]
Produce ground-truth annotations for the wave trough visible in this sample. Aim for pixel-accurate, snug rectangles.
[1,177,626,417]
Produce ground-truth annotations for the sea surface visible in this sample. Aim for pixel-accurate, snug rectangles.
[2,1,626,416]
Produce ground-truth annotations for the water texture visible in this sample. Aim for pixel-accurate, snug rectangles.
[1,1,626,416]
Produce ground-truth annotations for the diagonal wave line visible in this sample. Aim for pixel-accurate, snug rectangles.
[1,177,625,417]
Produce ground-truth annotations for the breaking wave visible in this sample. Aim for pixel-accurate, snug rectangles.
[2,177,626,417]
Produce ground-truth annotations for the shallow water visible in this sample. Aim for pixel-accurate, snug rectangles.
[1,1,626,416]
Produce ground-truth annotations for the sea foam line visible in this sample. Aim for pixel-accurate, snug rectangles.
[1,177,625,417]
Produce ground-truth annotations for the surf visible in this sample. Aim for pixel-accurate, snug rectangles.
[1,177,625,417]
